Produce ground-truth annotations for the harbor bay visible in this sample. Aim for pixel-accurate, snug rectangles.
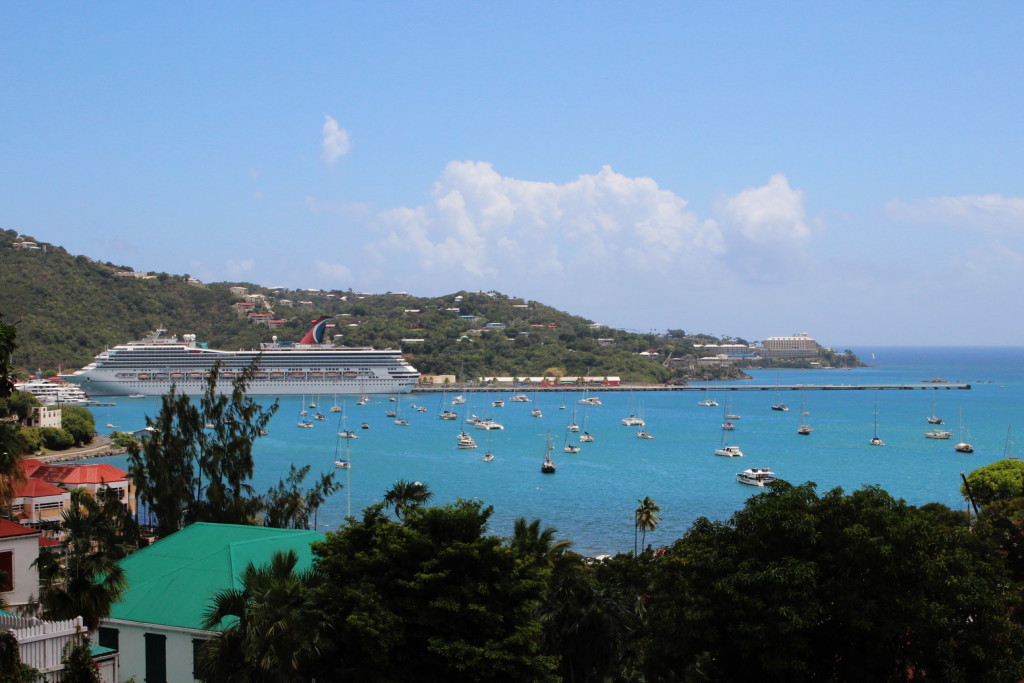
[87,345,1022,556]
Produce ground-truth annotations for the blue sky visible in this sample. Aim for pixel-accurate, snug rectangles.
[3,3,1023,346]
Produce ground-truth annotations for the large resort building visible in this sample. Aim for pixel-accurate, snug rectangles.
[759,333,819,358]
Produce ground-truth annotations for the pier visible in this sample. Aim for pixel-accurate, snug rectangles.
[414,383,972,393]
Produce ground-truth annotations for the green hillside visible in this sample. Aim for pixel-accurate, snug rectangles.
[1,229,856,383]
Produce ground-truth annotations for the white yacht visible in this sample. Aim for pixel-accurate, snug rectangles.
[737,467,776,487]
[715,445,744,457]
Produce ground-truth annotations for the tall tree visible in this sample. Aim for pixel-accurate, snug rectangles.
[634,496,661,554]
[0,313,24,511]
[261,464,340,530]
[128,363,277,537]
[34,491,129,630]
[199,549,324,683]
[643,482,1024,682]
[310,495,558,681]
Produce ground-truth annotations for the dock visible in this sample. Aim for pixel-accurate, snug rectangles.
[413,383,972,393]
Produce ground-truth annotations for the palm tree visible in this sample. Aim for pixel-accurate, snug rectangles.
[35,493,129,630]
[382,479,432,520]
[634,496,662,554]
[510,517,573,562]
[200,549,324,682]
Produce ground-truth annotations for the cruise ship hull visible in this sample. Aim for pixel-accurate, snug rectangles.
[61,322,420,397]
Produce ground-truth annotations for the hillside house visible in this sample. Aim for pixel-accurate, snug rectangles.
[10,477,70,529]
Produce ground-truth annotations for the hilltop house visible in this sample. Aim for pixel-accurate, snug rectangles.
[101,523,321,683]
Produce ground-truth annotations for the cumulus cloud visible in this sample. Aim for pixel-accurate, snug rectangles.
[714,173,811,245]
[321,115,351,165]
[225,259,255,278]
[367,162,722,285]
[315,260,353,282]
[886,194,1024,235]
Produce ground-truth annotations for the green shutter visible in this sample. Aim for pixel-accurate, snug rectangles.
[144,632,167,683]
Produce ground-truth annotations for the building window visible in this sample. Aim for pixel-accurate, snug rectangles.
[144,633,167,683]
[97,626,119,651]
[0,550,12,592]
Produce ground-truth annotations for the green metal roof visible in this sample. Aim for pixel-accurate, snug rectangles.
[107,522,321,630]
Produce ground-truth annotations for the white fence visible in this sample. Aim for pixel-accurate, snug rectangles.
[1,614,86,674]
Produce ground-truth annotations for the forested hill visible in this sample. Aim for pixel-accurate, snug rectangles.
[0,229,690,382]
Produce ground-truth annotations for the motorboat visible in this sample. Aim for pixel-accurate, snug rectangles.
[621,415,645,426]
[509,394,530,402]
[925,429,952,439]
[439,410,459,420]
[722,421,736,431]
[636,431,655,439]
[771,403,789,411]
[955,441,974,453]
[737,467,776,487]
[531,408,543,418]
[394,418,410,426]
[474,419,504,430]
[482,452,494,462]
[715,445,743,457]
[579,432,595,442]
[492,399,504,407]
[456,432,478,449]
[361,422,370,429]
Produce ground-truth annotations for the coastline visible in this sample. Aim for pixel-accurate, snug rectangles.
[33,435,125,463]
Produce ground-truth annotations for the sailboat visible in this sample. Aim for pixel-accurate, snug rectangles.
[541,432,556,473]
[869,394,885,446]
[336,405,358,439]
[927,399,943,425]
[721,401,736,431]
[797,395,812,435]
[567,404,580,432]
[954,407,973,453]
[579,403,594,442]
[531,393,543,418]
[697,389,718,407]
[393,402,410,426]
[329,395,342,413]
[563,429,581,453]
[334,412,352,469]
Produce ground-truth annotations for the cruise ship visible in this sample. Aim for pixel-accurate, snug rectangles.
[61,317,420,397]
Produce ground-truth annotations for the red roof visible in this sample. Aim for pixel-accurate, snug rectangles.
[13,478,68,498]
[20,458,44,477]
[28,463,128,486]
[0,518,39,539]
[39,536,61,548]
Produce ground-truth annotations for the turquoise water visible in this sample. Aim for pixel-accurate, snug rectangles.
[85,346,1024,555]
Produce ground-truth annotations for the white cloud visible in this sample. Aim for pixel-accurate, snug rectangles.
[714,173,811,245]
[225,259,255,278]
[321,114,351,165]
[368,161,722,285]
[886,194,1024,235]
[314,260,353,282]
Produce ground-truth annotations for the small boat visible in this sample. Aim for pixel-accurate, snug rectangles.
[361,422,370,429]
[333,415,353,469]
[954,407,973,453]
[636,431,655,439]
[482,451,494,462]
[722,421,736,431]
[128,393,145,399]
[715,445,744,457]
[492,399,504,407]
[439,410,459,420]
[531,408,543,418]
[394,418,410,426]
[452,395,466,405]
[697,389,718,407]
[205,422,216,429]
[474,419,504,430]
[927,399,944,425]
[385,410,397,418]
[771,403,789,411]
[106,423,119,429]
[797,424,813,436]
[925,429,952,439]
[297,420,313,429]
[541,432,556,473]
[389,397,397,403]
[337,430,358,439]
[579,431,595,443]
[314,412,328,421]
[737,467,776,487]
[417,406,428,413]
[457,431,478,449]
[334,459,351,469]
[329,405,342,413]
[578,395,601,406]
[797,396,812,435]
[621,415,645,426]
[509,394,530,402]
[564,444,581,453]
[356,397,369,406]
[869,394,885,446]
